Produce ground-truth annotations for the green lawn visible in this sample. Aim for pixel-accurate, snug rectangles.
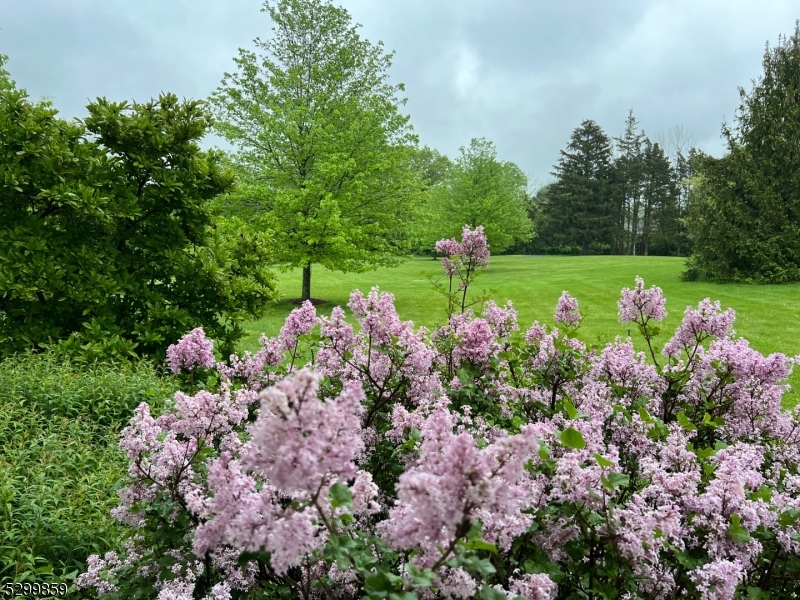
[241,256,800,407]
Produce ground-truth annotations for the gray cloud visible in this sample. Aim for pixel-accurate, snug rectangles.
[1,0,796,182]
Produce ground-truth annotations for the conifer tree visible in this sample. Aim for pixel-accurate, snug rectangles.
[613,111,646,255]
[641,140,678,256]
[545,120,614,254]
[686,23,800,282]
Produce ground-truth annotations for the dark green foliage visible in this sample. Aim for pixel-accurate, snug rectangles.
[0,352,176,588]
[538,120,615,255]
[611,111,647,255]
[685,24,800,282]
[534,113,691,257]
[640,140,680,256]
[0,55,276,361]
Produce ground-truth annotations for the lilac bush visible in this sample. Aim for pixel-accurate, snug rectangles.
[78,228,800,600]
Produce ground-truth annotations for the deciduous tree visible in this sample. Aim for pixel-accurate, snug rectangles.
[210,0,421,300]
[0,56,275,359]
[427,138,532,253]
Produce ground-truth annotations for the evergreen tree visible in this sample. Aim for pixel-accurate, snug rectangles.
[685,23,800,282]
[613,111,646,255]
[544,120,614,254]
[641,140,679,256]
[672,148,695,256]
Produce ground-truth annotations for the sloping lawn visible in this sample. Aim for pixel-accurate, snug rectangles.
[241,256,800,407]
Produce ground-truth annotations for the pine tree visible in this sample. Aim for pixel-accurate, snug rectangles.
[685,23,800,282]
[545,120,614,254]
[613,111,646,255]
[641,141,679,256]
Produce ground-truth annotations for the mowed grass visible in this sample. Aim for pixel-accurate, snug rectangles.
[241,256,800,408]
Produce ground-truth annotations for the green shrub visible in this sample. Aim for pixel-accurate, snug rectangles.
[0,352,177,588]
[0,402,125,586]
[0,352,175,430]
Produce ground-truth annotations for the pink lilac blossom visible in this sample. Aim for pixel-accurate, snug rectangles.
[459,225,490,266]
[690,559,744,600]
[687,443,767,563]
[80,263,800,599]
[166,327,216,374]
[245,369,364,495]
[618,276,667,324]
[503,572,558,600]
[452,317,498,365]
[278,300,317,351]
[435,225,490,268]
[482,300,519,338]
[663,298,736,358]
[554,291,582,327]
[379,407,539,567]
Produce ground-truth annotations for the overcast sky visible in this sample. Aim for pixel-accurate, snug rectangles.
[1,0,797,184]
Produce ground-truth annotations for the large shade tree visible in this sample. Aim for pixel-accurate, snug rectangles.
[210,0,422,301]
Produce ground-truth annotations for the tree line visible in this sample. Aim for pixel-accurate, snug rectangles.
[514,112,694,257]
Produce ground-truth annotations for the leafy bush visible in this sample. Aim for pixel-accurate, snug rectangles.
[0,403,125,587]
[0,352,177,589]
[0,353,175,429]
[79,227,800,600]
[0,55,276,362]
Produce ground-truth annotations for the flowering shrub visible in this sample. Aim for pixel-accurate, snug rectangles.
[79,227,800,600]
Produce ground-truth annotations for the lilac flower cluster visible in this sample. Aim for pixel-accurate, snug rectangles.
[433,225,491,316]
[79,228,800,600]
[554,291,582,328]
[165,327,216,374]
[618,276,668,325]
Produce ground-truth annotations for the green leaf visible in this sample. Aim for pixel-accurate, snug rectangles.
[558,427,586,450]
[329,482,353,509]
[637,406,654,424]
[563,398,578,420]
[746,586,769,599]
[676,410,697,431]
[537,443,551,460]
[463,539,498,554]
[728,513,751,544]
[480,585,508,600]
[593,453,613,468]
[601,472,630,492]
[778,508,800,527]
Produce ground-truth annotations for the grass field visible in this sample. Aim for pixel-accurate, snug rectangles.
[241,256,800,407]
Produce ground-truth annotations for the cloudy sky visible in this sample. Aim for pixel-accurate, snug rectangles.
[1,0,797,183]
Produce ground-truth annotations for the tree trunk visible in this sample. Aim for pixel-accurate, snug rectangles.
[302,264,311,301]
